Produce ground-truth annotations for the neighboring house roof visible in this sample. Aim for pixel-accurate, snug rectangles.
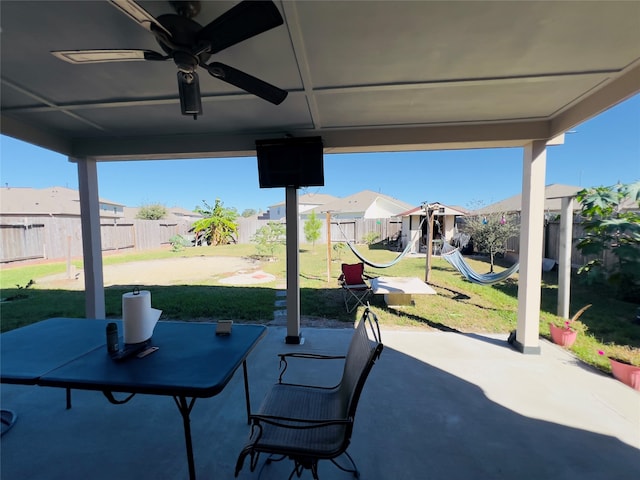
[269,193,339,208]
[619,197,640,211]
[169,206,202,218]
[123,207,140,219]
[0,186,123,216]
[449,205,472,215]
[399,203,468,217]
[309,190,413,218]
[166,207,203,222]
[123,206,203,221]
[473,184,584,214]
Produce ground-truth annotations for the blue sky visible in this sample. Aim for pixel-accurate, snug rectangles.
[1,94,638,214]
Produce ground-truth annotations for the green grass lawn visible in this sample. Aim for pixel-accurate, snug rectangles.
[1,243,638,372]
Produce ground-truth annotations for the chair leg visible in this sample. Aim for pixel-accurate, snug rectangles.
[330,451,360,478]
[343,288,370,313]
[288,460,307,480]
[310,461,320,480]
[235,446,257,476]
[266,454,287,465]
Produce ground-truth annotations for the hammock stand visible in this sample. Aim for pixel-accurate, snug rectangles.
[440,241,519,285]
[334,216,426,269]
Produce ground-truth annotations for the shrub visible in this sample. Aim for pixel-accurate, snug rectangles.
[252,221,286,259]
[362,232,379,245]
[169,234,191,252]
[137,203,167,220]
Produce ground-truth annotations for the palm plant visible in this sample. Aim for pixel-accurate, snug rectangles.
[576,181,640,301]
[192,199,238,246]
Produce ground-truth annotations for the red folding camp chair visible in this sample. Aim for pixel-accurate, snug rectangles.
[338,262,372,313]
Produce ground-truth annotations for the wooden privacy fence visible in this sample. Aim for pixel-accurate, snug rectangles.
[484,220,616,269]
[236,217,403,246]
[0,216,192,263]
[2,215,609,270]
[544,221,604,269]
[329,218,402,243]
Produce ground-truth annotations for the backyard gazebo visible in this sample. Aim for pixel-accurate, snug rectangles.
[1,1,639,354]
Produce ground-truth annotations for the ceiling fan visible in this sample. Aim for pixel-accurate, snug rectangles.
[51,0,288,119]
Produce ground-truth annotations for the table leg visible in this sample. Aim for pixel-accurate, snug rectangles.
[174,396,197,480]
[66,388,72,409]
[242,360,251,424]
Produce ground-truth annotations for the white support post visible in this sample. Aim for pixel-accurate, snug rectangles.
[75,157,106,319]
[285,186,302,344]
[514,141,547,354]
[557,197,574,318]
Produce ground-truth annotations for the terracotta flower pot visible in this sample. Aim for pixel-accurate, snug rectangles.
[610,358,640,391]
[549,323,577,347]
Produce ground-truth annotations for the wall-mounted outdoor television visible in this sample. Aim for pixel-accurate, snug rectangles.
[256,136,324,188]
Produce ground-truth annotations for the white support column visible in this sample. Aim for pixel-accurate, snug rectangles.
[514,141,547,354]
[285,186,302,344]
[557,197,574,318]
[76,157,105,319]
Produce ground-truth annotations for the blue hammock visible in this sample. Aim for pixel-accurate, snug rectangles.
[440,242,519,285]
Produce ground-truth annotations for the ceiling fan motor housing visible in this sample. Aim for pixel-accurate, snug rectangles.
[169,1,201,19]
[155,14,211,65]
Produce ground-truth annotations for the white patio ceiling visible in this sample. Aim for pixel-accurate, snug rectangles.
[1,1,639,160]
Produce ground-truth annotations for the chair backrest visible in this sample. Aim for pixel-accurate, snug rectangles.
[338,308,383,425]
[341,262,365,285]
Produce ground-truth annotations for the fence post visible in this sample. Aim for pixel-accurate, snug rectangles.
[66,235,72,279]
[425,207,434,283]
[326,212,332,283]
[557,197,574,318]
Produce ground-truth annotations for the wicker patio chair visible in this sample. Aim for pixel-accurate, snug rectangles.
[235,307,383,479]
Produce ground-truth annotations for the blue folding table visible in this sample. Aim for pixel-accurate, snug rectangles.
[0,318,267,480]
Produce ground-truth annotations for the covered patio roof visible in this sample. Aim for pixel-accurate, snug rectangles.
[1,1,639,353]
[1,1,638,158]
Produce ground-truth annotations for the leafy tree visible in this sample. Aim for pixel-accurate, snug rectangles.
[252,221,286,259]
[192,199,238,246]
[576,181,640,301]
[332,242,346,261]
[136,203,167,220]
[464,211,519,272]
[241,208,257,218]
[304,211,322,247]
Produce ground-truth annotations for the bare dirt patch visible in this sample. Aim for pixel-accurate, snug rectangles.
[34,256,363,329]
[36,256,262,290]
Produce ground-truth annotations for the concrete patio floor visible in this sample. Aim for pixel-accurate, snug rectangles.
[1,325,639,479]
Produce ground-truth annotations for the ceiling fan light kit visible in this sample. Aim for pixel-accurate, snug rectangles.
[177,71,202,117]
[50,0,288,119]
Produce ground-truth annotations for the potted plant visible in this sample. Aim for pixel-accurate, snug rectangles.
[548,304,591,348]
[598,350,640,391]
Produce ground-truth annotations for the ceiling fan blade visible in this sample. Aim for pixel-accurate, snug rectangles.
[109,0,172,37]
[51,49,167,64]
[196,1,284,54]
[206,62,287,105]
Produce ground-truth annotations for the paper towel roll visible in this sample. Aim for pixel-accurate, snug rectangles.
[122,290,161,344]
